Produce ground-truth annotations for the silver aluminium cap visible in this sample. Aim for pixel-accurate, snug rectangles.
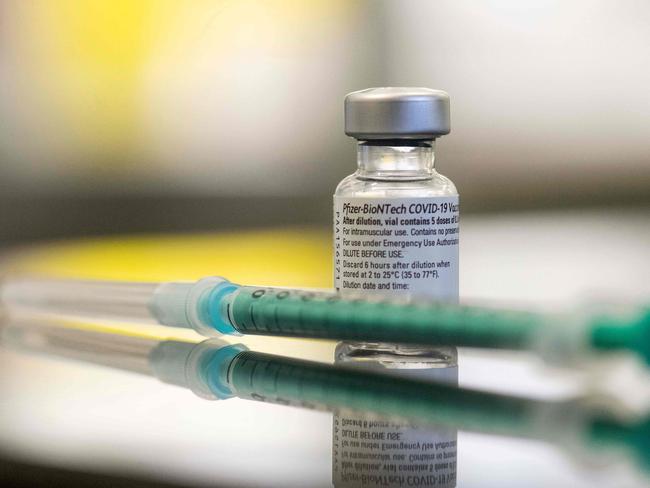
[345,87,450,140]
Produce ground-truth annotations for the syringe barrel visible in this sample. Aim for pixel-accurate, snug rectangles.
[225,286,544,351]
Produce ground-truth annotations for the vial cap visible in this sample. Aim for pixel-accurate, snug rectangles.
[345,87,450,140]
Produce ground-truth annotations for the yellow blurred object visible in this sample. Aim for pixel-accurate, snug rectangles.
[6,228,332,288]
[12,0,154,164]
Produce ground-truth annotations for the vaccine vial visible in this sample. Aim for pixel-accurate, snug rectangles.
[334,87,459,301]
[332,88,459,487]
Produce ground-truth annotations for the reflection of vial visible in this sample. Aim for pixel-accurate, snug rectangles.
[332,344,458,488]
[333,88,459,487]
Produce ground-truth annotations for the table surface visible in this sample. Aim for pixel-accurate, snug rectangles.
[1,207,649,487]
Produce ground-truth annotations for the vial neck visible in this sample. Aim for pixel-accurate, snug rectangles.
[356,141,435,181]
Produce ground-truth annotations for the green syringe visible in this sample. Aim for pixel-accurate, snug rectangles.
[2,276,649,367]
[2,320,649,473]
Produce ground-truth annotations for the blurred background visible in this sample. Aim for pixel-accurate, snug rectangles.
[1,1,650,487]
[1,0,648,245]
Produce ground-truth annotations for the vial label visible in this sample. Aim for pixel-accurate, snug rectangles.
[334,196,459,301]
[332,366,458,488]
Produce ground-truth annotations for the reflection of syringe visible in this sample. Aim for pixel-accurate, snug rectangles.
[2,276,649,367]
[2,320,649,474]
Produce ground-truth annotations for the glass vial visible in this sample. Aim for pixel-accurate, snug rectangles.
[334,87,459,301]
[333,87,459,346]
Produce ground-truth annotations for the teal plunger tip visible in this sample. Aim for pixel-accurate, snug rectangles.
[591,310,650,366]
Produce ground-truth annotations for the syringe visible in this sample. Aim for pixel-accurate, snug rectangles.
[2,320,649,473]
[2,276,649,367]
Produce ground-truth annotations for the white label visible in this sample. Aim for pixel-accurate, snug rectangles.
[334,196,459,301]
[332,366,458,488]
